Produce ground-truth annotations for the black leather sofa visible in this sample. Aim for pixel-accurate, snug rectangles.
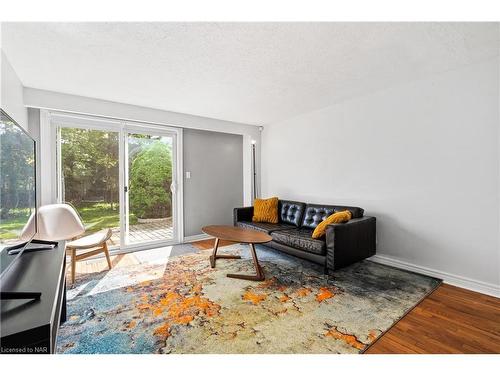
[234,200,376,274]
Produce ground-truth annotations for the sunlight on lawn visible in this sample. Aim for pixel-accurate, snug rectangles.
[0,203,139,239]
[0,208,32,240]
[74,202,137,233]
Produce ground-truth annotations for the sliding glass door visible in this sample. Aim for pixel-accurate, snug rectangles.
[125,130,175,245]
[59,127,122,247]
[55,114,181,251]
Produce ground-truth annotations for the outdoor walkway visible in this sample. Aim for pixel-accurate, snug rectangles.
[108,218,173,246]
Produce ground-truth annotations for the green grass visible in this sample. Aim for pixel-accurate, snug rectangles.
[0,208,33,240]
[71,202,138,233]
[0,203,138,240]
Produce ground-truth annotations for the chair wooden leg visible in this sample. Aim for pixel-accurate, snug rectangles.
[70,248,76,285]
[103,242,112,270]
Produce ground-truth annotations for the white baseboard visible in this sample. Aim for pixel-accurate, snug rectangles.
[182,233,212,243]
[370,254,500,298]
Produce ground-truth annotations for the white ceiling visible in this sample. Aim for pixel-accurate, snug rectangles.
[2,22,499,125]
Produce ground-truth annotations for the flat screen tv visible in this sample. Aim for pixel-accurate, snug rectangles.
[0,109,37,280]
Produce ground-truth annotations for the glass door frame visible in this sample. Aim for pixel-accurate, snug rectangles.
[51,112,183,253]
[121,122,182,250]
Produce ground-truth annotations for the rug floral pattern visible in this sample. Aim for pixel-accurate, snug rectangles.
[57,244,440,354]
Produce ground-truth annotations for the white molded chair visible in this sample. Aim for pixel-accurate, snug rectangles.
[24,203,113,285]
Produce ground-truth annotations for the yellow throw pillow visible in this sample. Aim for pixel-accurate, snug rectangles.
[311,210,352,239]
[252,197,279,224]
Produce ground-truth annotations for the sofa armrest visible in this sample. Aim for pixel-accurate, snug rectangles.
[233,206,254,225]
[325,216,376,270]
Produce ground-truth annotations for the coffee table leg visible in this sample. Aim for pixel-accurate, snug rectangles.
[209,238,220,268]
[227,243,265,281]
[210,237,241,268]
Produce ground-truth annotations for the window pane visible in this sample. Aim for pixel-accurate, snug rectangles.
[127,133,173,244]
[60,127,120,246]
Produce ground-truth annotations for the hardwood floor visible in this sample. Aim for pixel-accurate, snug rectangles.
[67,252,141,275]
[71,239,500,354]
[191,238,237,250]
[366,284,500,354]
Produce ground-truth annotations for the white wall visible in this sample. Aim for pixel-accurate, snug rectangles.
[24,87,260,138]
[1,50,27,129]
[262,58,500,295]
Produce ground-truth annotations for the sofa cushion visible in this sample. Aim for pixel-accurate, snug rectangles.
[312,210,352,239]
[333,206,364,219]
[302,204,364,229]
[301,204,336,229]
[252,197,279,223]
[236,221,294,234]
[271,228,326,255]
[278,200,306,227]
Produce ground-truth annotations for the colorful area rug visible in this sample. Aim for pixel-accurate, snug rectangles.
[57,244,440,354]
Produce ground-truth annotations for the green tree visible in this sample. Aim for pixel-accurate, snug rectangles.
[0,120,36,219]
[60,128,119,208]
[129,141,172,219]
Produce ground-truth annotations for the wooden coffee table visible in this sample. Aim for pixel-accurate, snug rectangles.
[202,225,272,281]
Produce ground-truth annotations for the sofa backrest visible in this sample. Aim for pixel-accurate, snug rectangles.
[278,200,306,227]
[301,204,364,229]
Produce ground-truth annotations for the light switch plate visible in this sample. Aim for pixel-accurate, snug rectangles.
[186,171,191,179]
